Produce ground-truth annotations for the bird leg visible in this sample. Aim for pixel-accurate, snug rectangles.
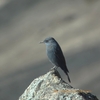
[51,66,58,70]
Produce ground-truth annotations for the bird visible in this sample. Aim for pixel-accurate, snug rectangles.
[40,37,71,83]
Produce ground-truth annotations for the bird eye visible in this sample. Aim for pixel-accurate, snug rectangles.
[45,40,48,42]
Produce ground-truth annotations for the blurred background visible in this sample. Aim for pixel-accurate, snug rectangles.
[0,0,100,99]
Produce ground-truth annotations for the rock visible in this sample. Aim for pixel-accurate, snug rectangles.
[19,70,98,100]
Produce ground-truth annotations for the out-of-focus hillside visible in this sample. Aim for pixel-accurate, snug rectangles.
[0,0,100,100]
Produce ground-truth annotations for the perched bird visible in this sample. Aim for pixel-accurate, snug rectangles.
[40,37,71,83]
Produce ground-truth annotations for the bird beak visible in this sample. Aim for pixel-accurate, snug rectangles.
[39,41,44,44]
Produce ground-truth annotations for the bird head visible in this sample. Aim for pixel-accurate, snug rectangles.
[40,37,56,45]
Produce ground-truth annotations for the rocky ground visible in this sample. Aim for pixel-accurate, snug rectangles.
[0,0,100,100]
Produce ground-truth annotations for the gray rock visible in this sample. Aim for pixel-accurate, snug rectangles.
[19,70,98,100]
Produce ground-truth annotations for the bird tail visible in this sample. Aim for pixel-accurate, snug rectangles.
[66,73,71,83]
[64,70,71,83]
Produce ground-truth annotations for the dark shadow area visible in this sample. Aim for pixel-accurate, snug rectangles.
[67,45,100,70]
[78,92,98,100]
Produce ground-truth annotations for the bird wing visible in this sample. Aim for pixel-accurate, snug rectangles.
[54,44,69,73]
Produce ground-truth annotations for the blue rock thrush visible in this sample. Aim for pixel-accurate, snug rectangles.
[40,37,71,83]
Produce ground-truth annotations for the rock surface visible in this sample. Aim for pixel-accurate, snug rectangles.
[19,70,98,100]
